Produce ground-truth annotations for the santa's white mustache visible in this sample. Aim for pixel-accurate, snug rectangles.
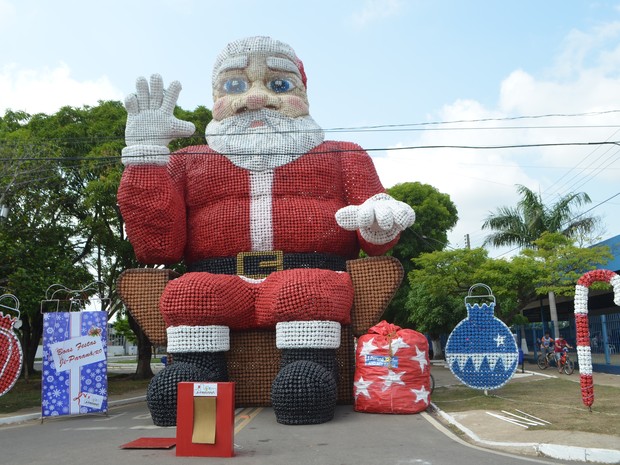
[205,109,321,136]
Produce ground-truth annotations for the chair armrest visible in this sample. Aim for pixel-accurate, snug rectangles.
[346,256,404,337]
[117,268,179,346]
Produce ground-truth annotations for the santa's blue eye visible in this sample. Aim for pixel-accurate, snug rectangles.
[223,78,249,94]
[269,79,294,93]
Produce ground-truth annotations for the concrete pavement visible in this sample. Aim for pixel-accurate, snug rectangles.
[2,360,619,463]
[429,362,620,464]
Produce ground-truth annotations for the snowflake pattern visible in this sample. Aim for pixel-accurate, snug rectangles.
[41,312,108,417]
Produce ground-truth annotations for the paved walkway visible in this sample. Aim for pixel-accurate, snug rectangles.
[3,359,619,463]
[429,363,620,464]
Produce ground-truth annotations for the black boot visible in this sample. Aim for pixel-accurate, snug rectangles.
[146,352,228,427]
[271,349,338,425]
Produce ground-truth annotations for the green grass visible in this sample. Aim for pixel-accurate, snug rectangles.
[431,377,620,436]
[0,373,151,414]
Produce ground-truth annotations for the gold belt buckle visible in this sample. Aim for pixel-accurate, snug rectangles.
[236,251,284,278]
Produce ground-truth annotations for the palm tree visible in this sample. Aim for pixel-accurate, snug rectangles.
[482,184,599,338]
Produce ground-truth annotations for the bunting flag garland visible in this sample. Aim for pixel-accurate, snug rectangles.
[353,320,431,414]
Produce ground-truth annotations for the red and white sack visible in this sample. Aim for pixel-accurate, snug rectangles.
[354,320,431,414]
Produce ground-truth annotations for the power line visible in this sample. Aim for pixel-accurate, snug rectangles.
[567,191,620,222]
[326,109,620,131]
[487,191,620,259]
[542,128,620,196]
[2,140,620,163]
[2,108,620,145]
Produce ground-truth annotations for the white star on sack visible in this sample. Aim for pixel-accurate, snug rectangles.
[411,385,430,404]
[494,334,506,347]
[359,337,378,356]
[410,346,428,372]
[379,369,405,391]
[354,377,373,398]
[382,337,410,354]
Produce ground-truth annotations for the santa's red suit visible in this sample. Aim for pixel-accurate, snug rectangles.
[118,140,397,339]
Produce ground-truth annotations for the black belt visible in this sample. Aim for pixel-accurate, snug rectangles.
[187,251,348,278]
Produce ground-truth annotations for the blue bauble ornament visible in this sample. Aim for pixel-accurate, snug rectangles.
[445,285,518,390]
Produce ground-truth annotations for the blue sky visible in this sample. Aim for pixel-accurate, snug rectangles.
[1,0,619,256]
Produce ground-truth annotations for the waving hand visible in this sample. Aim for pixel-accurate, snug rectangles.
[122,74,196,165]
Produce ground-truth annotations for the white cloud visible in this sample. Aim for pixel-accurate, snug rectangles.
[0,63,124,115]
[374,99,537,251]
[374,22,620,253]
[351,0,403,27]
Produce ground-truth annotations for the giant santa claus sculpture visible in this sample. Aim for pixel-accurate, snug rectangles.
[117,36,415,426]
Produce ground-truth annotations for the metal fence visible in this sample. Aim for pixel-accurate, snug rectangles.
[515,313,620,372]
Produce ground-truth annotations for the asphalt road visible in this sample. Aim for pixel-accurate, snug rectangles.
[0,400,574,465]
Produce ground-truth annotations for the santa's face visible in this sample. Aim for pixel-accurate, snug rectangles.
[206,51,324,170]
[212,52,309,122]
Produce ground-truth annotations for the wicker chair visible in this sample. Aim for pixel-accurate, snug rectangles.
[117,256,403,406]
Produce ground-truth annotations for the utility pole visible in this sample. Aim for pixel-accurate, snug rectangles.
[0,190,9,221]
[464,233,471,249]
[0,158,22,222]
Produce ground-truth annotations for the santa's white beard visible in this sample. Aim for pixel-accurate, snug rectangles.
[205,109,325,171]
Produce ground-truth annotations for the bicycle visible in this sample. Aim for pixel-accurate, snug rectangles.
[537,350,556,370]
[556,348,575,375]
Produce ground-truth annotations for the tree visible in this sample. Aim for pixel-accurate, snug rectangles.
[0,133,94,374]
[482,184,600,338]
[404,247,552,358]
[404,248,489,358]
[522,232,612,299]
[0,102,212,379]
[403,233,612,359]
[383,182,458,328]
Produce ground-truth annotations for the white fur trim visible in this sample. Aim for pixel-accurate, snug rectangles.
[166,325,229,353]
[275,321,341,349]
[121,145,170,165]
[249,170,274,251]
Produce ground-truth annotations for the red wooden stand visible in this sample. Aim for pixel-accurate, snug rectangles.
[176,382,235,457]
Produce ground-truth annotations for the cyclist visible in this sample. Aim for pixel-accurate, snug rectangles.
[539,332,554,359]
[554,336,573,363]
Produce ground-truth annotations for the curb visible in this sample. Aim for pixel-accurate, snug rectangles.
[431,403,620,464]
[0,395,146,426]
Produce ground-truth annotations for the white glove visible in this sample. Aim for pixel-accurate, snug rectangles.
[335,193,415,245]
[121,74,196,165]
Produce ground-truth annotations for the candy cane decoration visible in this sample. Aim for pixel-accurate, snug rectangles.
[574,269,620,409]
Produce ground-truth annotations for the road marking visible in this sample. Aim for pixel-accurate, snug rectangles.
[234,407,263,434]
[485,410,550,428]
[514,409,551,424]
[486,412,530,428]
